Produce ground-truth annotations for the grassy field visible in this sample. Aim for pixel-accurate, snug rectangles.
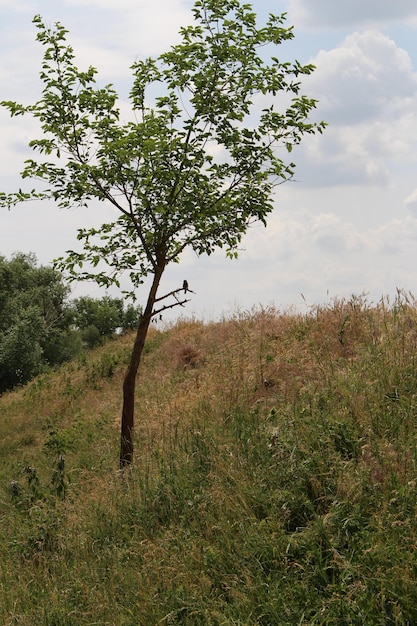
[1,293,417,625]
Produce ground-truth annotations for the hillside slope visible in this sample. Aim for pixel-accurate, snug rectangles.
[1,296,417,625]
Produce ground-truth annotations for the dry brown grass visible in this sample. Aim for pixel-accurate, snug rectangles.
[3,294,417,624]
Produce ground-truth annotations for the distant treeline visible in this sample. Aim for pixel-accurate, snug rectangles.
[0,253,142,393]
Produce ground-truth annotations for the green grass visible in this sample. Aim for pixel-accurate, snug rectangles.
[2,295,417,624]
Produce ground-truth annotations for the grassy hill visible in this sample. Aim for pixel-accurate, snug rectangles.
[1,294,417,625]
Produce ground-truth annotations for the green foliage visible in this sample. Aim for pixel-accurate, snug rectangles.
[0,253,79,392]
[0,253,142,392]
[71,295,142,346]
[85,351,122,388]
[0,306,44,389]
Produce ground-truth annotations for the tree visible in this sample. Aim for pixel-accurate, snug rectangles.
[1,0,325,466]
[0,252,143,393]
[72,295,142,347]
[0,253,80,392]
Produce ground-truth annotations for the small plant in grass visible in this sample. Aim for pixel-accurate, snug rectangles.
[13,465,43,504]
[178,345,201,370]
[85,351,121,389]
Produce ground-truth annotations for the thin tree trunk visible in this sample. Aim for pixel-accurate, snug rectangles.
[119,265,164,468]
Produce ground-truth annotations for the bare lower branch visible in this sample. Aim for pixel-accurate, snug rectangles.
[152,297,192,318]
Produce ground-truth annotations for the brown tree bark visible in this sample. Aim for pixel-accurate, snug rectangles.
[119,264,164,468]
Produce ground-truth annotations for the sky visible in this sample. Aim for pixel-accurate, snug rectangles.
[1,0,417,320]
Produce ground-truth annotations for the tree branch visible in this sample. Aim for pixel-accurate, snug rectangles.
[152,297,192,318]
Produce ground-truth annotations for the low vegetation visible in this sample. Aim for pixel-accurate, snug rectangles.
[1,293,417,624]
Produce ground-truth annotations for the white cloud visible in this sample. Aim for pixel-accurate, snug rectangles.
[293,31,417,188]
[62,0,192,58]
[231,206,417,306]
[0,1,193,86]
[405,189,417,214]
[309,32,417,125]
[289,0,417,29]
[371,215,417,253]
[296,129,391,188]
[0,1,32,9]
[309,213,365,253]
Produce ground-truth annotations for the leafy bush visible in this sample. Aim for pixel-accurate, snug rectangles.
[0,253,142,392]
[71,296,142,347]
[0,253,76,392]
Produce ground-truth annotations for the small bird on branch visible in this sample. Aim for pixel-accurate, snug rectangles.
[183,279,189,293]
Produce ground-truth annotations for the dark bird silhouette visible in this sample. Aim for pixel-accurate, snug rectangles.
[183,279,189,294]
